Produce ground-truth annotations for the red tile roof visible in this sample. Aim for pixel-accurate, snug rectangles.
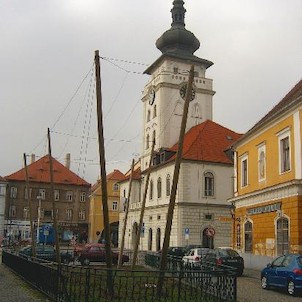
[91,169,126,191]
[170,120,242,164]
[5,155,90,186]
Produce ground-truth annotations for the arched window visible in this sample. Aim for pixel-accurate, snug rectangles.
[146,134,150,149]
[149,180,153,200]
[148,228,153,251]
[156,228,161,251]
[166,174,171,196]
[157,177,162,198]
[147,110,151,122]
[204,172,214,196]
[152,130,156,146]
[153,105,157,118]
[244,221,253,252]
[276,217,289,255]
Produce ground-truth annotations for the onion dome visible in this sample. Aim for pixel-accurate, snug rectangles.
[156,0,200,56]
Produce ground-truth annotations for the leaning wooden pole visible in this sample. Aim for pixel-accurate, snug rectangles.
[95,50,114,296]
[131,140,155,269]
[157,65,194,294]
[47,128,61,264]
[118,159,135,268]
[23,153,37,257]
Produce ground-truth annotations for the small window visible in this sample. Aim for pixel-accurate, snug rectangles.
[146,134,150,149]
[280,136,290,173]
[204,172,214,196]
[241,156,248,187]
[66,191,73,201]
[40,208,45,219]
[166,174,171,196]
[258,147,266,181]
[173,67,178,74]
[9,206,16,217]
[153,105,157,118]
[78,210,85,220]
[149,180,153,200]
[54,190,60,201]
[66,209,73,220]
[10,187,17,199]
[38,189,46,200]
[24,187,32,200]
[147,110,151,122]
[112,201,118,211]
[152,130,156,146]
[113,183,119,191]
[80,192,86,202]
[244,221,253,252]
[157,177,162,198]
[276,217,289,255]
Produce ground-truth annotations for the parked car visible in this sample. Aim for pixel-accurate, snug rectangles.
[261,254,302,296]
[202,247,244,276]
[75,243,129,266]
[182,248,210,267]
[19,245,74,264]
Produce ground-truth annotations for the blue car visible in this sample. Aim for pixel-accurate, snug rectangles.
[261,254,302,296]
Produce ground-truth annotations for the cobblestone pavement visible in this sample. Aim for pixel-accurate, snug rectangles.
[0,264,49,302]
[237,268,302,302]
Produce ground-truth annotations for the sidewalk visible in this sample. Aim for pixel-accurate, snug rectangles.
[0,258,49,302]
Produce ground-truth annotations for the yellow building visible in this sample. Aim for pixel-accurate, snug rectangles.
[88,170,125,245]
[230,80,302,264]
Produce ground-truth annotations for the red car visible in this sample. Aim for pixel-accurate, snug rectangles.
[75,243,129,266]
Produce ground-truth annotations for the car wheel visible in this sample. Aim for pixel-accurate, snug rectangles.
[287,280,296,296]
[82,258,90,266]
[261,276,269,290]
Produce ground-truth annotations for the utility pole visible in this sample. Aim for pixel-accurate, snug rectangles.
[131,140,155,269]
[95,50,113,296]
[157,65,195,295]
[47,128,61,264]
[118,159,135,268]
[23,153,36,257]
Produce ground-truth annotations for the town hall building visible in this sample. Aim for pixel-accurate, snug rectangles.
[119,0,241,251]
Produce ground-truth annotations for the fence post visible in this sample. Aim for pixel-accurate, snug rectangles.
[85,269,90,302]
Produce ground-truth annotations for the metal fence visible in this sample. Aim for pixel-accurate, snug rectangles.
[2,250,237,302]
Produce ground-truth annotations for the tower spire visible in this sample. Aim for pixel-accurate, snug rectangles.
[171,0,186,27]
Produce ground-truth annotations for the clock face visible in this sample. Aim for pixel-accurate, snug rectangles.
[180,83,195,101]
[148,87,156,105]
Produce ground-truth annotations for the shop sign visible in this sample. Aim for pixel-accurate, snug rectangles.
[247,202,281,215]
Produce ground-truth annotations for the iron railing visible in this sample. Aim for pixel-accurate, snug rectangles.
[2,250,237,302]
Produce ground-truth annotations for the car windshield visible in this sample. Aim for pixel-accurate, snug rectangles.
[220,249,239,257]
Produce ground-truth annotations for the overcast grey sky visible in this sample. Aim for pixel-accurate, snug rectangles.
[1,0,301,184]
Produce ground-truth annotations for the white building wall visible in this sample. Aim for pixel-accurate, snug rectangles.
[0,181,7,238]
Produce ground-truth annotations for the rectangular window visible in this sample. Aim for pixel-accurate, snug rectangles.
[80,192,86,202]
[24,187,32,200]
[54,190,60,201]
[78,210,85,220]
[280,136,290,173]
[66,209,73,220]
[38,189,46,200]
[112,201,118,211]
[66,191,73,201]
[23,207,29,219]
[241,157,248,187]
[10,187,17,198]
[40,208,45,219]
[9,206,16,217]
[204,172,214,196]
[258,144,266,182]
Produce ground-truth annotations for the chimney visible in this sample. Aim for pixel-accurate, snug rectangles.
[65,153,71,169]
[31,154,35,164]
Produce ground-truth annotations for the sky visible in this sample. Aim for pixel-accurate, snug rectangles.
[1,0,301,185]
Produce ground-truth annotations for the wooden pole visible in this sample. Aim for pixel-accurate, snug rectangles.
[47,128,61,264]
[157,65,195,294]
[118,159,135,268]
[131,140,155,269]
[23,153,36,257]
[95,50,113,295]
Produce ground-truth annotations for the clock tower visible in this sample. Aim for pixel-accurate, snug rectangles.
[141,0,215,170]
